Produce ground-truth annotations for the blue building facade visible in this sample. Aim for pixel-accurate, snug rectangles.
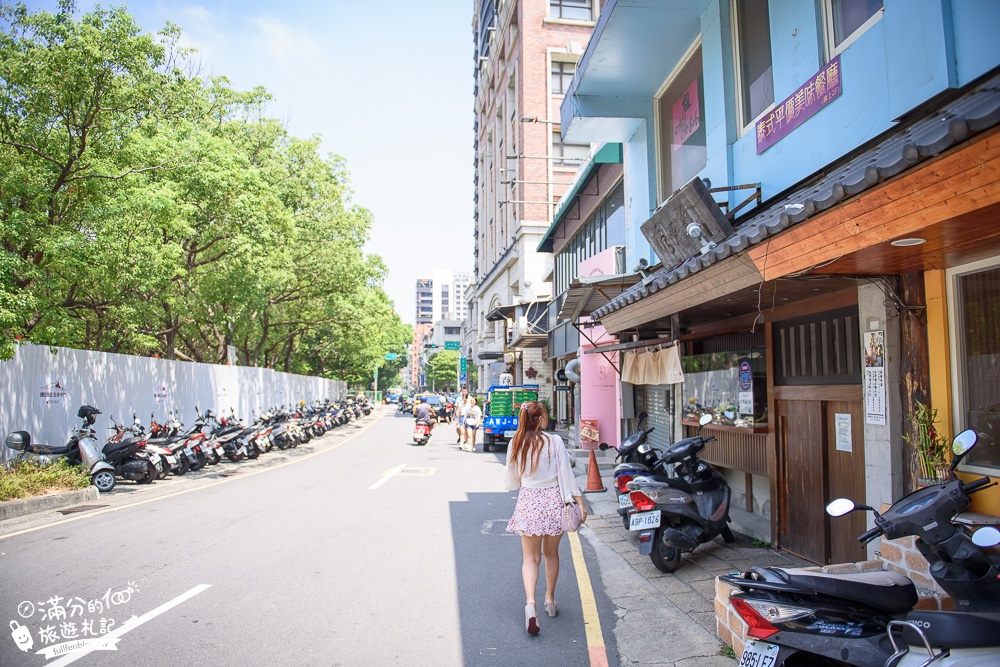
[557,0,1000,566]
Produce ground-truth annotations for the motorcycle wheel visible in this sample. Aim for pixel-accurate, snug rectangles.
[209,449,222,465]
[721,525,736,544]
[92,470,116,493]
[157,458,170,479]
[173,454,191,476]
[189,451,208,472]
[137,460,157,484]
[247,442,260,459]
[227,451,244,462]
[650,526,682,573]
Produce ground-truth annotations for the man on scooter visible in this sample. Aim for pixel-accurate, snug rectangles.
[414,397,437,431]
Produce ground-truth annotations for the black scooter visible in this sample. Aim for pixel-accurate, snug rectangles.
[720,428,1000,667]
[598,411,658,529]
[625,413,734,573]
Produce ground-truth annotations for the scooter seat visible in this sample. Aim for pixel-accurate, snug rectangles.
[25,443,74,456]
[778,567,917,614]
[901,610,1000,648]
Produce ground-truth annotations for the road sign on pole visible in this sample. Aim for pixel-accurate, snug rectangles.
[445,341,460,351]
[384,353,398,361]
[459,357,467,372]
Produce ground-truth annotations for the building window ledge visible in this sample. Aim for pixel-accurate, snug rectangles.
[542,17,595,28]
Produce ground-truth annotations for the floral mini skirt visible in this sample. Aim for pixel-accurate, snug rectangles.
[506,485,564,536]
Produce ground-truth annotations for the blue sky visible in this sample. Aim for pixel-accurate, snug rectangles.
[26,0,475,324]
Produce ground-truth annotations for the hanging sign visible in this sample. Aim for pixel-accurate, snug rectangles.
[756,55,842,154]
[737,359,754,416]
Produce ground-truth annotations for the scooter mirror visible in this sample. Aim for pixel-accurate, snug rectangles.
[826,498,856,517]
[972,526,1000,548]
[952,429,978,456]
[598,442,610,451]
[699,413,713,426]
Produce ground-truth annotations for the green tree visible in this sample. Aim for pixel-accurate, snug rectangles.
[424,350,459,392]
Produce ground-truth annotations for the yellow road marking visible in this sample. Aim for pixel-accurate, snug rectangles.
[568,530,610,667]
[0,414,383,541]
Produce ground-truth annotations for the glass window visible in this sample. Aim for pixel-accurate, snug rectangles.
[829,0,883,49]
[956,264,1000,470]
[735,0,774,126]
[551,61,576,96]
[606,182,625,247]
[657,47,706,199]
[552,131,590,166]
[550,0,592,21]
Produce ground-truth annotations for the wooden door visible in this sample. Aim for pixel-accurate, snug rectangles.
[777,397,827,562]
[775,387,865,564]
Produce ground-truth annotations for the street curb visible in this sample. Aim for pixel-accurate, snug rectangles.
[0,486,99,521]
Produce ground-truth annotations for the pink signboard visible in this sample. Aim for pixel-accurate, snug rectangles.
[756,56,842,154]
[672,77,701,149]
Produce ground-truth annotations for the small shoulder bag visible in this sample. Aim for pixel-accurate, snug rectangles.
[555,437,584,532]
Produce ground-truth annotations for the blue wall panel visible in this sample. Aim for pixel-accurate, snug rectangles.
[884,0,954,119]
[951,0,1000,86]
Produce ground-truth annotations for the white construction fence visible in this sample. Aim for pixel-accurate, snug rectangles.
[1,344,348,447]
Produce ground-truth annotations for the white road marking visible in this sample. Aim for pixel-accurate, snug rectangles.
[47,584,212,666]
[369,463,407,490]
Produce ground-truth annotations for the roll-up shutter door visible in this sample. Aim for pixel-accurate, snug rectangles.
[644,384,676,451]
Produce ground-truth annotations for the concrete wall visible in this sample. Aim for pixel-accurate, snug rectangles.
[2,344,346,448]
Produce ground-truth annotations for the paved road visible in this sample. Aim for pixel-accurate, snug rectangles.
[0,408,617,666]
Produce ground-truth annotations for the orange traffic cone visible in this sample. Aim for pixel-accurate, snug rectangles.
[583,449,605,493]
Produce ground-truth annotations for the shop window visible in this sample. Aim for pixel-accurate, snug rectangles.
[733,0,774,127]
[953,263,1000,470]
[656,46,706,201]
[682,348,767,429]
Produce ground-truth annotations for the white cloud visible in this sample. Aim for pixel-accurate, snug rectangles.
[181,4,215,23]
[247,15,320,61]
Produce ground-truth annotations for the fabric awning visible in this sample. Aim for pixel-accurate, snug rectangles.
[620,346,684,385]
[558,273,642,322]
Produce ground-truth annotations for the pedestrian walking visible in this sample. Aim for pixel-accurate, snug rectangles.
[504,401,585,635]
[455,389,470,444]
[463,397,483,452]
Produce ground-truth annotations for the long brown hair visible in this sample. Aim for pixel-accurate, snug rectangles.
[510,401,550,475]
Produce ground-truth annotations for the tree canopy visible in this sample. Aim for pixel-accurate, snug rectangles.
[0,2,409,384]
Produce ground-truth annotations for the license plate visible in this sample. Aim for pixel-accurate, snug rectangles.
[166,455,177,465]
[739,640,779,667]
[148,453,161,464]
[215,447,224,456]
[184,447,194,457]
[618,493,633,509]
[629,510,661,530]
[238,446,246,456]
[504,430,517,438]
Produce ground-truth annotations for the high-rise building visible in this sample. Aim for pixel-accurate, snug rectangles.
[414,270,473,325]
[468,0,597,391]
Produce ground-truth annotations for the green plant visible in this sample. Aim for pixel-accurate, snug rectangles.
[0,460,91,502]
[903,402,950,481]
[719,645,736,659]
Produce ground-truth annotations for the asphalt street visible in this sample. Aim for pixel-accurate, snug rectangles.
[0,407,618,666]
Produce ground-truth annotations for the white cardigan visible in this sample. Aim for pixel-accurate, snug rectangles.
[504,432,581,502]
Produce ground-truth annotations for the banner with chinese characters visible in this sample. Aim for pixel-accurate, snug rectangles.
[756,56,842,154]
[863,331,886,425]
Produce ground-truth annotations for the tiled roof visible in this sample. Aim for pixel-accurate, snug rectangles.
[592,71,1000,321]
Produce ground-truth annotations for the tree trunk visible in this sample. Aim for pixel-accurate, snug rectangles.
[899,272,931,494]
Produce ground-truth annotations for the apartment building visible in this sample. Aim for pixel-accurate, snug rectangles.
[415,270,473,325]
[468,0,597,393]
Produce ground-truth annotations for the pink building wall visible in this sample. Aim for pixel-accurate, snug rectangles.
[577,248,622,450]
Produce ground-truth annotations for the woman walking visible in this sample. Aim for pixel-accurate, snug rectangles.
[463,397,483,452]
[504,401,585,635]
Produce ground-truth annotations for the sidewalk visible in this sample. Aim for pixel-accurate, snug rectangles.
[568,448,810,667]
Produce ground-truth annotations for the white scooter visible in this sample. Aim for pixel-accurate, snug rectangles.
[2,405,118,492]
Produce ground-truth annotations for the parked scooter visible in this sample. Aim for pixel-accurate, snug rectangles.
[625,413,734,572]
[721,428,1000,667]
[2,406,118,492]
[598,411,657,529]
[101,416,159,486]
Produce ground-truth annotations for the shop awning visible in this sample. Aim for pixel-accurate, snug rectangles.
[557,272,642,322]
[485,304,517,322]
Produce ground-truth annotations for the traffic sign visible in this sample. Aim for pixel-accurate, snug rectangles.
[384,353,398,361]
[445,341,460,351]
[459,357,467,372]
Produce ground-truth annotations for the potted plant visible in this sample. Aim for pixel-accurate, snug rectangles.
[904,402,950,486]
[539,397,555,430]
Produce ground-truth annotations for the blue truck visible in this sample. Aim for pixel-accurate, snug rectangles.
[481,384,538,452]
